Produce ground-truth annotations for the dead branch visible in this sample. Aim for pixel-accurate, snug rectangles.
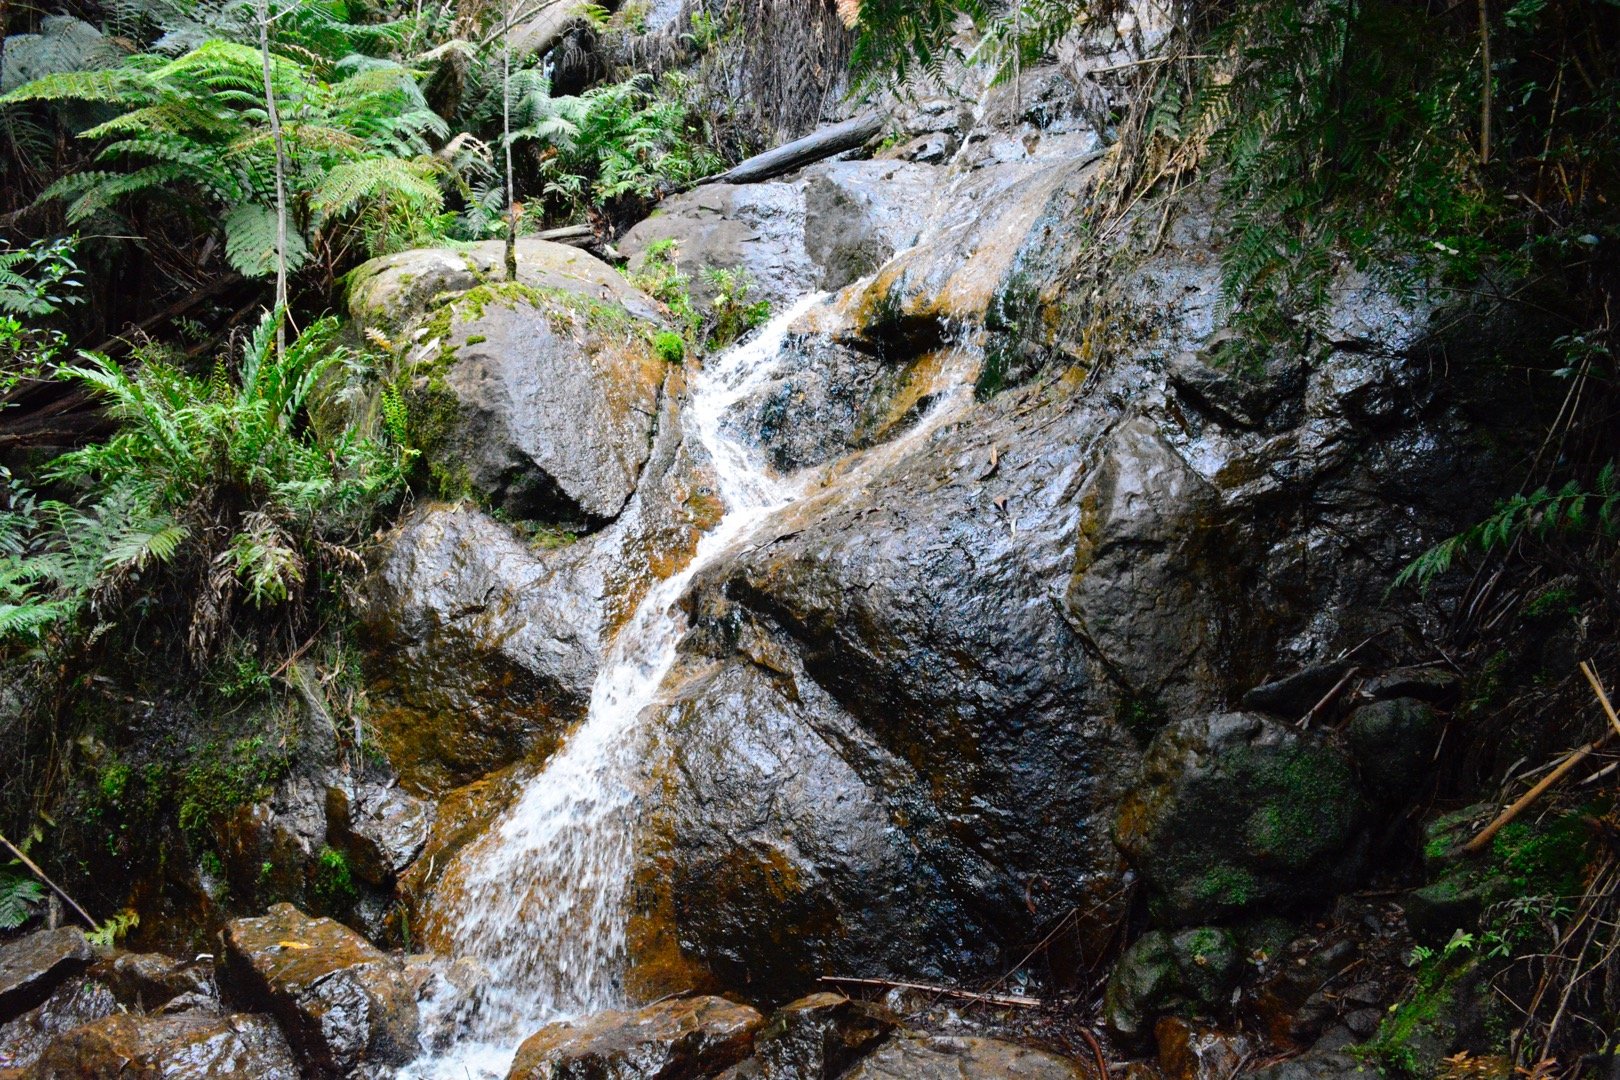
[818,975,1043,1008]
[1462,664,1620,855]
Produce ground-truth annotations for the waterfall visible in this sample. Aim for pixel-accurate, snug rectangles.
[403,292,980,1079]
[401,295,825,1079]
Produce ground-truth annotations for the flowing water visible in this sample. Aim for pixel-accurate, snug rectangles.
[404,293,979,1079]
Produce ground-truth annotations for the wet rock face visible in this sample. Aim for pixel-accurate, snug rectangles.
[722,330,961,474]
[840,1035,1088,1079]
[733,993,896,1079]
[0,928,92,1022]
[646,654,995,1001]
[324,781,435,886]
[0,978,117,1071]
[24,1010,299,1079]
[219,903,419,1075]
[506,995,764,1080]
[1115,713,1367,926]
[357,504,604,795]
[407,283,667,525]
[91,952,214,1013]
[618,161,939,311]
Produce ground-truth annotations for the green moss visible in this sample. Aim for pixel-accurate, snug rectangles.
[463,333,487,346]
[311,846,357,911]
[176,735,293,842]
[1115,693,1167,746]
[1192,865,1257,907]
[1238,744,1358,864]
[1359,955,1477,1079]
[653,329,685,364]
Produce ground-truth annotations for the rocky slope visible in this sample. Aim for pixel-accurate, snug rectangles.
[1,6,1575,1080]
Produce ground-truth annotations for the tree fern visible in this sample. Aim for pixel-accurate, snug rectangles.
[1,18,461,277]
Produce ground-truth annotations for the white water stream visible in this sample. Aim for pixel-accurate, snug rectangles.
[404,293,978,1079]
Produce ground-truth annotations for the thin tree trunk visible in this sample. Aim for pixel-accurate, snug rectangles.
[503,0,518,282]
[1478,0,1492,164]
[258,0,291,354]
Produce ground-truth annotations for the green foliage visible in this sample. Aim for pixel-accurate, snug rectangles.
[1397,462,1620,590]
[1,22,454,275]
[0,237,85,400]
[0,313,409,654]
[533,73,723,220]
[311,845,357,910]
[86,908,139,950]
[0,870,46,930]
[701,266,769,349]
[653,330,685,364]
[628,238,701,340]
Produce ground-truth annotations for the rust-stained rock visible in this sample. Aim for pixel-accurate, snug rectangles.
[506,995,763,1080]
[23,1011,298,1079]
[0,929,91,1023]
[220,904,418,1075]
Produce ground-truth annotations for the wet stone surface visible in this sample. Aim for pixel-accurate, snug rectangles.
[506,995,764,1080]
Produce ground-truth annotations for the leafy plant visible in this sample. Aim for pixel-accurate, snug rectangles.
[1397,462,1620,590]
[1,22,454,276]
[0,869,46,930]
[702,266,769,349]
[0,313,410,656]
[86,908,139,949]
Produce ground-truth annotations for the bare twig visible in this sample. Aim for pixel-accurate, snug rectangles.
[1579,661,1620,737]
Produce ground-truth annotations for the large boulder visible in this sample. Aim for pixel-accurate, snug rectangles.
[618,161,940,311]
[1114,713,1367,925]
[357,503,604,794]
[400,279,668,524]
[24,1011,299,1079]
[506,995,764,1080]
[219,904,419,1075]
[348,239,663,335]
[0,929,92,1022]
[840,1035,1088,1079]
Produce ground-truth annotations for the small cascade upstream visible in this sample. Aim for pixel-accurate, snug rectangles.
[404,293,980,1079]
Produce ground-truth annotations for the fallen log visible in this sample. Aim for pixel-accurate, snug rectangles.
[694,111,883,188]
[536,224,595,247]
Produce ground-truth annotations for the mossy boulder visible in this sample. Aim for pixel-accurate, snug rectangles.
[1103,927,1244,1043]
[347,239,663,335]
[1344,698,1439,802]
[400,280,668,524]
[1115,712,1367,925]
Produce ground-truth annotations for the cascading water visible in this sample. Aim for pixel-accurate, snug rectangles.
[403,294,826,1079]
[404,291,980,1079]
